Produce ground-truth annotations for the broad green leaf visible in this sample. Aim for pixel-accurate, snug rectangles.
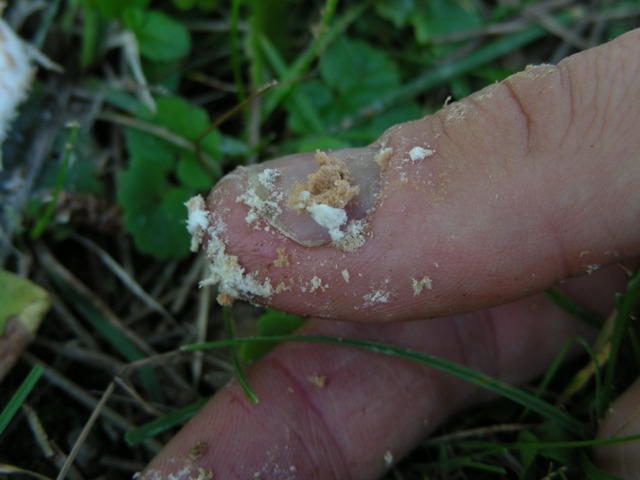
[154,97,209,140]
[320,39,400,97]
[177,153,215,190]
[118,97,221,259]
[285,37,420,145]
[220,134,251,158]
[136,187,192,260]
[118,156,170,216]
[375,0,482,47]
[517,430,538,471]
[0,270,50,335]
[118,159,192,259]
[239,310,304,364]
[410,0,483,46]
[374,0,418,28]
[124,128,175,168]
[123,8,191,62]
[140,58,183,93]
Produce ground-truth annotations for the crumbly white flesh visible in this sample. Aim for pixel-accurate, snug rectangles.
[235,147,383,250]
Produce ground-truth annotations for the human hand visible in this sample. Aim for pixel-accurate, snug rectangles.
[141,29,640,479]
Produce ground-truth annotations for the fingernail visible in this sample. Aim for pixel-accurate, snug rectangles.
[235,146,388,250]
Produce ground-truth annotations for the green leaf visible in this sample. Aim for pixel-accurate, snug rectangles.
[140,58,183,93]
[125,128,175,168]
[118,97,220,259]
[320,39,400,99]
[530,422,579,465]
[581,450,624,480]
[118,156,169,215]
[517,430,538,471]
[284,36,420,145]
[79,5,103,70]
[154,97,209,140]
[239,310,304,364]
[118,160,192,259]
[0,270,50,335]
[285,80,332,135]
[410,0,483,45]
[374,0,418,28]
[220,134,251,158]
[123,8,191,62]
[185,334,589,436]
[177,153,214,190]
[125,396,210,446]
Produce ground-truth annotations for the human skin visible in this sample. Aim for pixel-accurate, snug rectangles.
[141,29,640,479]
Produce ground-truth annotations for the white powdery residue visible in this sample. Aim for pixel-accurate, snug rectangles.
[363,289,391,307]
[409,146,435,162]
[341,269,350,283]
[445,101,469,122]
[185,195,210,252]
[586,264,601,275]
[236,167,283,227]
[374,146,394,168]
[236,190,281,227]
[383,450,394,468]
[362,278,393,307]
[141,463,213,480]
[200,215,273,303]
[309,275,326,293]
[307,203,347,242]
[167,465,214,480]
[258,168,280,190]
[411,276,433,296]
[332,219,367,252]
[291,189,311,209]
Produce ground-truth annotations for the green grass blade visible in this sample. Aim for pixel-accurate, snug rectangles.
[182,334,588,436]
[456,433,640,451]
[261,2,366,121]
[545,289,603,327]
[0,364,44,435]
[49,275,163,402]
[603,265,640,406]
[580,450,624,480]
[258,35,325,134]
[30,121,79,240]
[337,12,576,131]
[223,307,259,404]
[124,396,210,446]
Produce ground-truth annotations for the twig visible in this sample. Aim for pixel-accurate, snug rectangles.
[22,404,84,480]
[97,111,222,178]
[70,233,179,327]
[49,296,100,349]
[191,260,211,387]
[35,243,158,358]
